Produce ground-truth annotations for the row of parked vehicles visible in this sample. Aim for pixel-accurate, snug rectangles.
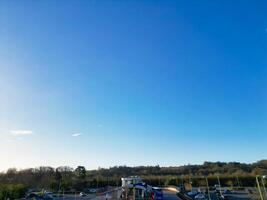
[186,186,233,200]
[25,188,99,200]
[26,191,54,200]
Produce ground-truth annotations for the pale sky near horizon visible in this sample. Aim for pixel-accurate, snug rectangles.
[0,0,267,171]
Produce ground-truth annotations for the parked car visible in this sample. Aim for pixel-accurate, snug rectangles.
[223,189,231,194]
[217,193,227,200]
[245,188,253,194]
[79,192,87,197]
[194,193,206,200]
[187,189,199,198]
[26,193,40,199]
[43,192,54,200]
[87,188,97,193]
[103,193,112,200]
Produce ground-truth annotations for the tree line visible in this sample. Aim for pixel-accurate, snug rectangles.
[0,160,266,199]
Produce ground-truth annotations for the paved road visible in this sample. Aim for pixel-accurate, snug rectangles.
[57,190,180,200]
[163,191,181,200]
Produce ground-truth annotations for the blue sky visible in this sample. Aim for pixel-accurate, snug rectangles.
[0,0,266,171]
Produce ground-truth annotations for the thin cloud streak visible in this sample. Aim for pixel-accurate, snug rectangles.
[10,130,34,136]
[72,133,83,137]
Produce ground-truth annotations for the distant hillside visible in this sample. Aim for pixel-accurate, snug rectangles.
[89,160,267,177]
[0,160,266,190]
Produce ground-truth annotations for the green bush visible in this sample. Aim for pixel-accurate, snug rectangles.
[0,184,27,200]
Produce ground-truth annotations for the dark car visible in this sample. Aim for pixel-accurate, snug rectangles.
[223,189,231,194]
[26,193,40,199]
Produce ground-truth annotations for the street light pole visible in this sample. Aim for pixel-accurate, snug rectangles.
[189,176,192,191]
[133,186,136,200]
[256,176,264,200]
[236,176,241,188]
[181,175,184,191]
[261,176,266,199]
[217,175,222,196]
[205,177,211,200]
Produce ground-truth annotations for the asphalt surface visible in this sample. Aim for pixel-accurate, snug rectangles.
[54,189,256,200]
[89,190,180,200]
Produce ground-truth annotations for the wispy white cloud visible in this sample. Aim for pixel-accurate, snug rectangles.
[72,133,83,137]
[10,130,34,136]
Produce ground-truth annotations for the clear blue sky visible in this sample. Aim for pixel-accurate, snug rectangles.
[0,0,266,171]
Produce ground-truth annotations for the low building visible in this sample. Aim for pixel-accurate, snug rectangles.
[121,176,142,188]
